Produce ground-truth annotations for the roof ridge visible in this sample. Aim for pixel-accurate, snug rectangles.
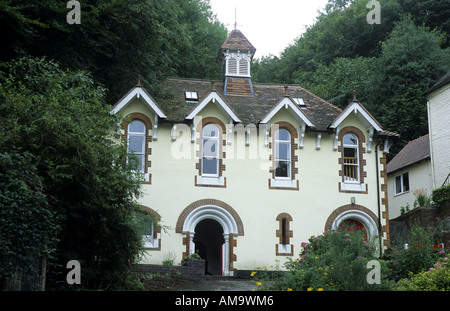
[406,133,429,145]
[300,87,342,113]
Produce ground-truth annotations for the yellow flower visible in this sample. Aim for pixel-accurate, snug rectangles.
[256,282,262,286]
[324,272,328,276]
[287,288,293,291]
[250,271,256,277]
[307,288,313,291]
[318,288,324,291]
[315,256,319,260]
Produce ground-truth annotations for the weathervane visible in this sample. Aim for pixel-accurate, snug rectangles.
[225,7,242,30]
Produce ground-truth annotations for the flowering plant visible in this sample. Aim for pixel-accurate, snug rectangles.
[258,229,392,291]
[396,256,450,291]
[412,188,431,208]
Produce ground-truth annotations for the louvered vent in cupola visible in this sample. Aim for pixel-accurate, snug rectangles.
[239,59,249,76]
[228,58,238,75]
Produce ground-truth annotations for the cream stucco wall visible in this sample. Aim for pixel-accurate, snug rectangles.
[118,98,389,272]
[428,84,450,188]
[387,160,433,219]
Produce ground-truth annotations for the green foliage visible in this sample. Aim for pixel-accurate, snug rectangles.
[0,152,59,289]
[252,0,450,160]
[300,57,377,108]
[255,230,392,291]
[412,189,432,208]
[0,0,228,103]
[396,257,450,291]
[386,226,440,281]
[0,56,153,290]
[181,253,201,266]
[432,184,450,209]
[373,15,450,154]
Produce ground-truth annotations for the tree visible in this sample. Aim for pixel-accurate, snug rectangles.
[0,56,154,290]
[299,57,377,108]
[0,0,228,104]
[0,152,59,290]
[371,16,450,154]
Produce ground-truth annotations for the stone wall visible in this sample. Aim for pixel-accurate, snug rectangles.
[390,201,450,248]
[134,259,205,291]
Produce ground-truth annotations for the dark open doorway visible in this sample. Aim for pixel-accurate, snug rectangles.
[194,219,225,275]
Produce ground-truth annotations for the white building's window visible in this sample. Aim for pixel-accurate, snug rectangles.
[343,133,359,182]
[395,172,410,195]
[202,124,220,177]
[142,218,158,249]
[274,129,291,179]
[127,120,146,173]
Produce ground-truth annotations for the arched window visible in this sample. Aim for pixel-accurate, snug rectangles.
[202,124,220,177]
[343,133,359,182]
[276,213,293,256]
[128,120,146,173]
[274,129,291,179]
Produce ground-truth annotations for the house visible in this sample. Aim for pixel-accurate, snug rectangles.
[386,135,433,219]
[424,71,450,189]
[387,71,449,220]
[111,29,398,276]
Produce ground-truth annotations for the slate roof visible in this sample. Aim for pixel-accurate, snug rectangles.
[220,29,256,53]
[386,134,430,174]
[154,77,396,135]
[424,71,450,96]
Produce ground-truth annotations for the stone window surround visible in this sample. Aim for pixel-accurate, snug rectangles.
[276,213,294,256]
[195,117,227,188]
[268,121,299,190]
[122,112,153,184]
[338,126,367,193]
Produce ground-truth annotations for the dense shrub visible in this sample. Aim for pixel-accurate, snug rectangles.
[255,230,392,291]
[432,184,450,209]
[396,256,450,291]
[387,226,441,281]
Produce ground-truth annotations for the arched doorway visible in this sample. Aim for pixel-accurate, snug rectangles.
[177,202,243,276]
[194,219,225,275]
[338,218,368,241]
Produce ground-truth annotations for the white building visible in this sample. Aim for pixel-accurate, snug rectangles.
[386,135,433,219]
[425,72,450,189]
[387,71,450,219]
[111,29,398,275]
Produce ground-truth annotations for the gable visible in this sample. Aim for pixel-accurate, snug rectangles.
[185,91,241,123]
[111,86,166,119]
[329,101,382,132]
[260,97,314,127]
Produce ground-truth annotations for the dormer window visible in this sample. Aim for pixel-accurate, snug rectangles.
[185,91,198,102]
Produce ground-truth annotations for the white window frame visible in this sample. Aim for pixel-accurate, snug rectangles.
[201,124,220,178]
[394,172,410,195]
[185,91,198,102]
[143,222,159,249]
[274,129,292,180]
[343,133,360,184]
[127,120,146,174]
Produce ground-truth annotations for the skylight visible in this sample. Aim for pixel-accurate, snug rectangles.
[292,97,307,108]
[185,91,198,102]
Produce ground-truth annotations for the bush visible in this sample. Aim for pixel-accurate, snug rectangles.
[396,257,450,291]
[386,226,441,281]
[255,230,392,291]
[432,184,450,209]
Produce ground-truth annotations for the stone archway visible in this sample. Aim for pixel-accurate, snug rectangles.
[325,204,379,237]
[176,199,244,276]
